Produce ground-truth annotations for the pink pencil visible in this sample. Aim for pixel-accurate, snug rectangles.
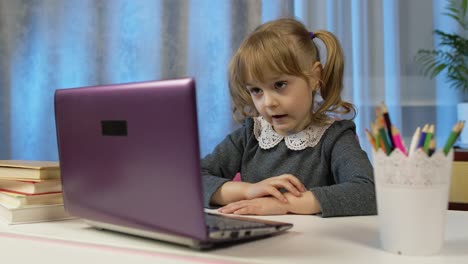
[391,126,407,156]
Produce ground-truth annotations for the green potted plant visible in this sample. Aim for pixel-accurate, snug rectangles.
[415,0,468,147]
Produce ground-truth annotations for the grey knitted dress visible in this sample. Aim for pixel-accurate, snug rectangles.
[201,118,377,217]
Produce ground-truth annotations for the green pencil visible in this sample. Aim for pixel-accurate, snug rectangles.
[423,124,434,154]
[378,126,392,155]
[443,122,463,155]
[371,122,380,150]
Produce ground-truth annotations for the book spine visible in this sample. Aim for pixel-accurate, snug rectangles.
[454,150,468,162]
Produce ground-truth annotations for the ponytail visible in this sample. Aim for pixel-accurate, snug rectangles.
[313,31,356,119]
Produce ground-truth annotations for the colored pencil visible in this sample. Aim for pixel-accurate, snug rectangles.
[443,121,464,154]
[379,137,386,154]
[423,124,435,154]
[408,126,421,156]
[365,128,377,151]
[457,121,465,137]
[417,124,429,150]
[377,119,392,155]
[371,122,381,151]
[428,138,436,157]
[381,102,395,149]
[391,126,407,156]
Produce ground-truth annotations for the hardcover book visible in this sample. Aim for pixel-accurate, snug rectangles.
[0,203,73,225]
[454,148,468,161]
[0,179,62,194]
[0,191,63,208]
[449,148,468,205]
[0,160,60,180]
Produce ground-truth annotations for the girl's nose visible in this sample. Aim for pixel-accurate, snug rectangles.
[263,92,278,107]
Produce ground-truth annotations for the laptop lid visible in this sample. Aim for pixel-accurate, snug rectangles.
[54,78,209,241]
[54,78,292,249]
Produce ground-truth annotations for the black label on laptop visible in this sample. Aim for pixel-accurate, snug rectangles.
[101,120,127,136]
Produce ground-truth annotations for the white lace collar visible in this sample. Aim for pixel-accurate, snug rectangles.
[253,116,333,151]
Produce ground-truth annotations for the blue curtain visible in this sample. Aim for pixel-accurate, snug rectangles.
[0,0,459,161]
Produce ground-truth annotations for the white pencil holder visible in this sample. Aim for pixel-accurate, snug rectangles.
[372,149,453,256]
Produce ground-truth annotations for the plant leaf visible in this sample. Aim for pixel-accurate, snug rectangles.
[415,0,468,93]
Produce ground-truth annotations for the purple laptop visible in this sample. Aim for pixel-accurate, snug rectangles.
[54,78,292,249]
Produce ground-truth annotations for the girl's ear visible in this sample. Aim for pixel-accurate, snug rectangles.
[309,61,323,90]
[310,61,322,79]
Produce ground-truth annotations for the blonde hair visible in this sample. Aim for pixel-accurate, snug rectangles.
[228,18,355,125]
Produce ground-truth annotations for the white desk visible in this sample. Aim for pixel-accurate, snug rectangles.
[0,210,467,264]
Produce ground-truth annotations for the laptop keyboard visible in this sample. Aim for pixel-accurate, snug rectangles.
[205,213,267,231]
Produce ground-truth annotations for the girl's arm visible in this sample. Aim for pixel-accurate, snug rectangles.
[212,174,306,205]
[218,191,320,215]
[211,181,252,205]
[202,119,253,208]
[310,121,377,217]
[283,191,321,214]
[202,118,305,208]
[201,132,244,208]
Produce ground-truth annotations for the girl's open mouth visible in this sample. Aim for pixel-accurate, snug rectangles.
[272,114,288,120]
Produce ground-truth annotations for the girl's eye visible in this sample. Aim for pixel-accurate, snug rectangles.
[274,81,287,90]
[248,87,262,95]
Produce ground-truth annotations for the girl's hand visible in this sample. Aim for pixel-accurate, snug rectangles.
[218,197,289,215]
[244,174,306,203]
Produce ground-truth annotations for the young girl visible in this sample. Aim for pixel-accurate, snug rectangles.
[201,18,376,217]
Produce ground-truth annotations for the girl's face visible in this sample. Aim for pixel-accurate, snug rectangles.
[246,70,317,136]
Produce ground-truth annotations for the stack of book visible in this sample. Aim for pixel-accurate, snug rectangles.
[0,160,73,224]
[449,148,468,211]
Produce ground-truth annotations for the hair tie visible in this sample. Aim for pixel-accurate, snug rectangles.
[310,32,327,67]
